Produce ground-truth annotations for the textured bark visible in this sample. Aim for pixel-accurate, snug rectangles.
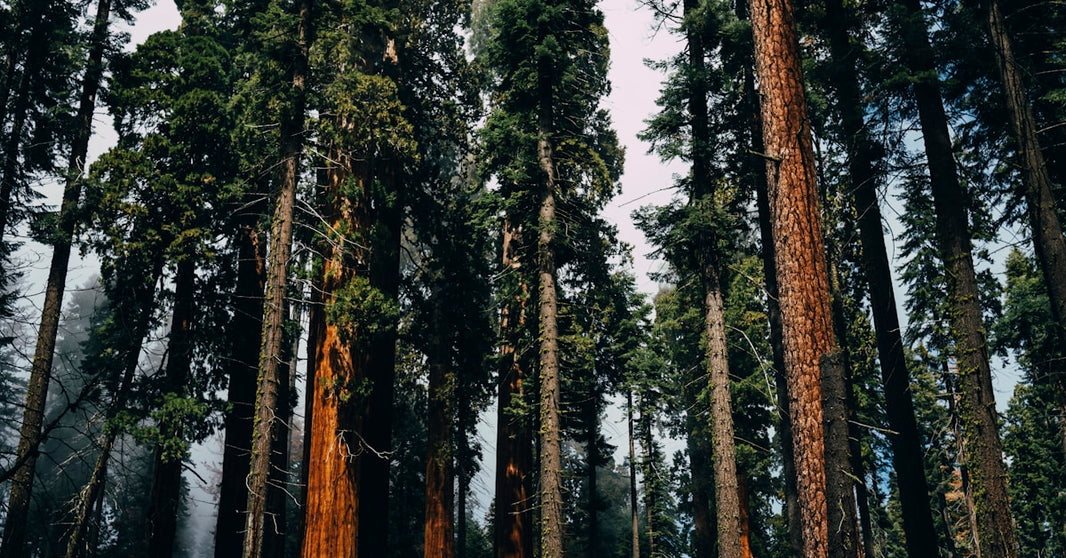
[818,0,940,552]
[147,258,196,557]
[424,302,456,558]
[494,221,533,558]
[896,1,1017,555]
[301,253,359,558]
[243,2,310,555]
[0,1,110,553]
[737,470,754,558]
[747,61,803,558]
[536,134,564,558]
[748,0,834,555]
[824,258,861,558]
[821,351,860,558]
[986,0,1066,434]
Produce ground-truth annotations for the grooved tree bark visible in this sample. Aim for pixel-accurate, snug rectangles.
[243,1,311,555]
[818,0,939,553]
[896,0,1018,555]
[748,0,835,555]
[1,0,111,553]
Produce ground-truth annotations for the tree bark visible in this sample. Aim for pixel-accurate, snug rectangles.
[0,1,110,553]
[586,391,599,558]
[147,258,196,558]
[896,1,1018,555]
[536,127,564,558]
[818,0,940,552]
[683,401,715,558]
[748,0,835,556]
[494,220,533,558]
[243,1,311,555]
[985,0,1066,445]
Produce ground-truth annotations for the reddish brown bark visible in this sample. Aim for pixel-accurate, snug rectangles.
[748,0,835,556]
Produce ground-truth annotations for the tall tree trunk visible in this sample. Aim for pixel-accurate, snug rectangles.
[0,1,110,553]
[818,0,940,552]
[737,470,754,558]
[424,301,456,558]
[740,22,802,552]
[216,208,266,557]
[536,127,564,558]
[147,258,196,557]
[896,1,1018,555]
[628,392,640,558]
[243,1,310,555]
[985,0,1066,438]
[748,1,836,556]
[684,0,744,553]
[494,220,533,558]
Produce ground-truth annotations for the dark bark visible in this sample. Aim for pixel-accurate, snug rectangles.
[243,1,310,555]
[748,0,836,555]
[0,1,110,553]
[586,394,599,558]
[683,404,715,558]
[985,0,1066,444]
[215,211,266,557]
[818,0,940,553]
[147,258,196,557]
[896,1,1018,555]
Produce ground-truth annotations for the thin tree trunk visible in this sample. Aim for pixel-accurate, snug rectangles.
[748,1,835,556]
[146,258,196,558]
[1,1,110,553]
[494,220,533,558]
[985,0,1066,440]
[424,301,456,558]
[818,0,940,552]
[64,431,115,558]
[896,1,1017,555]
[628,392,640,558]
[243,1,311,555]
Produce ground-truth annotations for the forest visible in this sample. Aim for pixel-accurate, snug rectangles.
[0,0,1064,556]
